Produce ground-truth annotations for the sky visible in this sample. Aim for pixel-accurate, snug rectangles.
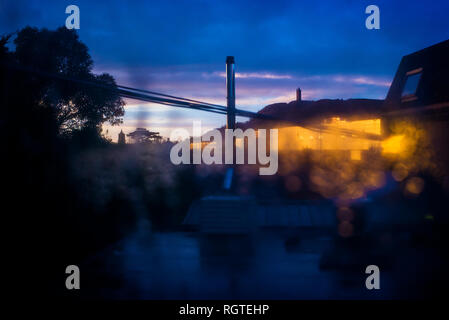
[1,0,448,140]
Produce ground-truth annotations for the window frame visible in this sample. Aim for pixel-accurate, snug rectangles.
[401,67,423,102]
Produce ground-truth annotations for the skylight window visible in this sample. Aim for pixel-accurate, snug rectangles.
[401,68,422,102]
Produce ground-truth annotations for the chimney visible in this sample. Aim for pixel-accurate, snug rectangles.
[296,87,302,102]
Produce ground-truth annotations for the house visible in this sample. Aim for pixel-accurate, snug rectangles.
[382,39,449,175]
[127,127,162,143]
[384,39,449,114]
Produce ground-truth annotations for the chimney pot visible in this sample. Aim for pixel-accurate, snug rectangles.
[296,88,302,102]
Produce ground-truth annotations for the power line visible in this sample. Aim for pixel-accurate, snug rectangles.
[117,84,227,110]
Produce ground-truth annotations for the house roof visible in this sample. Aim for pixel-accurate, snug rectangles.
[385,39,449,110]
[236,98,383,130]
[241,39,449,128]
[127,128,160,137]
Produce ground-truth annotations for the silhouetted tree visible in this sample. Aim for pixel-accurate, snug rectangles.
[1,27,128,297]
[0,34,11,57]
[7,26,124,135]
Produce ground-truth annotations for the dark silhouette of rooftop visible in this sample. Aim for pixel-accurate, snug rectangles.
[385,39,449,110]
[127,127,162,143]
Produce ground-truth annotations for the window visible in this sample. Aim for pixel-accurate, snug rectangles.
[401,68,422,102]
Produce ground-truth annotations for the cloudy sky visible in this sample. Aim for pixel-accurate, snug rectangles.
[1,0,448,139]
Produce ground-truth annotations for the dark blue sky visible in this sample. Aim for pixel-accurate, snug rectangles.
[1,0,448,138]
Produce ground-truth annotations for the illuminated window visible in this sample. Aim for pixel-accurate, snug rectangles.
[350,150,361,161]
[401,68,422,102]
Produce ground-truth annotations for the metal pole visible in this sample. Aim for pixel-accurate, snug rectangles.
[226,56,236,129]
[224,56,236,190]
